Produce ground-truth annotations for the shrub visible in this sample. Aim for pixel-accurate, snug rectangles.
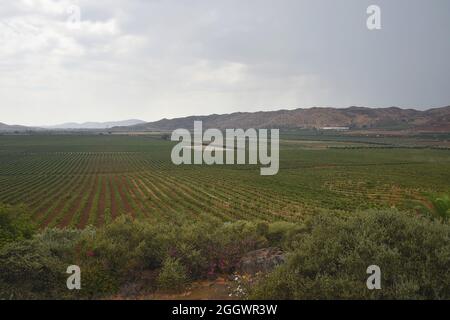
[250,209,450,300]
[265,221,299,247]
[168,242,207,279]
[206,221,268,274]
[36,227,90,261]
[256,222,269,237]
[157,258,188,292]
[0,240,67,299]
[429,195,450,222]
[79,262,120,299]
[80,216,171,277]
[0,204,36,249]
[0,226,89,299]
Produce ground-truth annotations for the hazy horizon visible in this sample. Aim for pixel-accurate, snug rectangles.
[1,0,450,126]
[1,104,447,128]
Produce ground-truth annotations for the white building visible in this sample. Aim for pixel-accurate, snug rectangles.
[321,127,350,131]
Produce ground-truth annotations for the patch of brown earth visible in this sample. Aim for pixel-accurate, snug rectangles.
[96,176,106,227]
[77,176,98,229]
[115,175,134,217]
[109,177,118,219]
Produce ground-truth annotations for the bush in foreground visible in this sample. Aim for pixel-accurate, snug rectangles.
[0,204,36,249]
[0,228,88,299]
[250,209,450,300]
[0,239,68,299]
[157,258,189,293]
[1,205,449,299]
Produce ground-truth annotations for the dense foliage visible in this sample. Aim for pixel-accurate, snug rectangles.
[1,203,449,299]
[251,210,450,300]
[76,216,268,296]
[157,258,189,292]
[0,227,85,299]
[429,195,450,222]
[0,204,36,249]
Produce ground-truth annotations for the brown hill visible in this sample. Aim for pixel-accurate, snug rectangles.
[118,106,450,132]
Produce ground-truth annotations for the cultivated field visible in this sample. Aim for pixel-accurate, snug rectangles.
[0,134,449,229]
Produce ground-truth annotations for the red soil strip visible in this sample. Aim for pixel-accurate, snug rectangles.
[126,178,148,216]
[115,175,134,218]
[96,177,106,227]
[131,178,145,198]
[41,198,70,228]
[35,198,58,224]
[41,176,87,228]
[34,176,81,223]
[138,177,163,202]
[77,176,99,229]
[109,177,118,220]
[58,177,91,228]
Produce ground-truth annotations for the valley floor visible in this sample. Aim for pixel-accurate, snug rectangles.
[0,134,449,228]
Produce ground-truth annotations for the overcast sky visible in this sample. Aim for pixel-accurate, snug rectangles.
[1,0,449,126]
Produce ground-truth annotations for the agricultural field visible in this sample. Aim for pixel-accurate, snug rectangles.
[0,134,449,229]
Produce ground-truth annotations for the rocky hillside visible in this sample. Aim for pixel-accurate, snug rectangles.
[116,106,450,132]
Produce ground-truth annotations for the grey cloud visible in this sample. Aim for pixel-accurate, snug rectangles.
[0,0,449,125]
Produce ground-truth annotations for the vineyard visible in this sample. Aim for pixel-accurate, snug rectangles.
[0,134,449,229]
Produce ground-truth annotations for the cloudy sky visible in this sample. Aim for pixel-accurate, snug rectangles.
[1,0,449,126]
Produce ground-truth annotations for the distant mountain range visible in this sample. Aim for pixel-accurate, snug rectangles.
[0,119,146,132]
[0,122,40,132]
[42,119,146,129]
[113,106,450,132]
[2,107,450,133]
